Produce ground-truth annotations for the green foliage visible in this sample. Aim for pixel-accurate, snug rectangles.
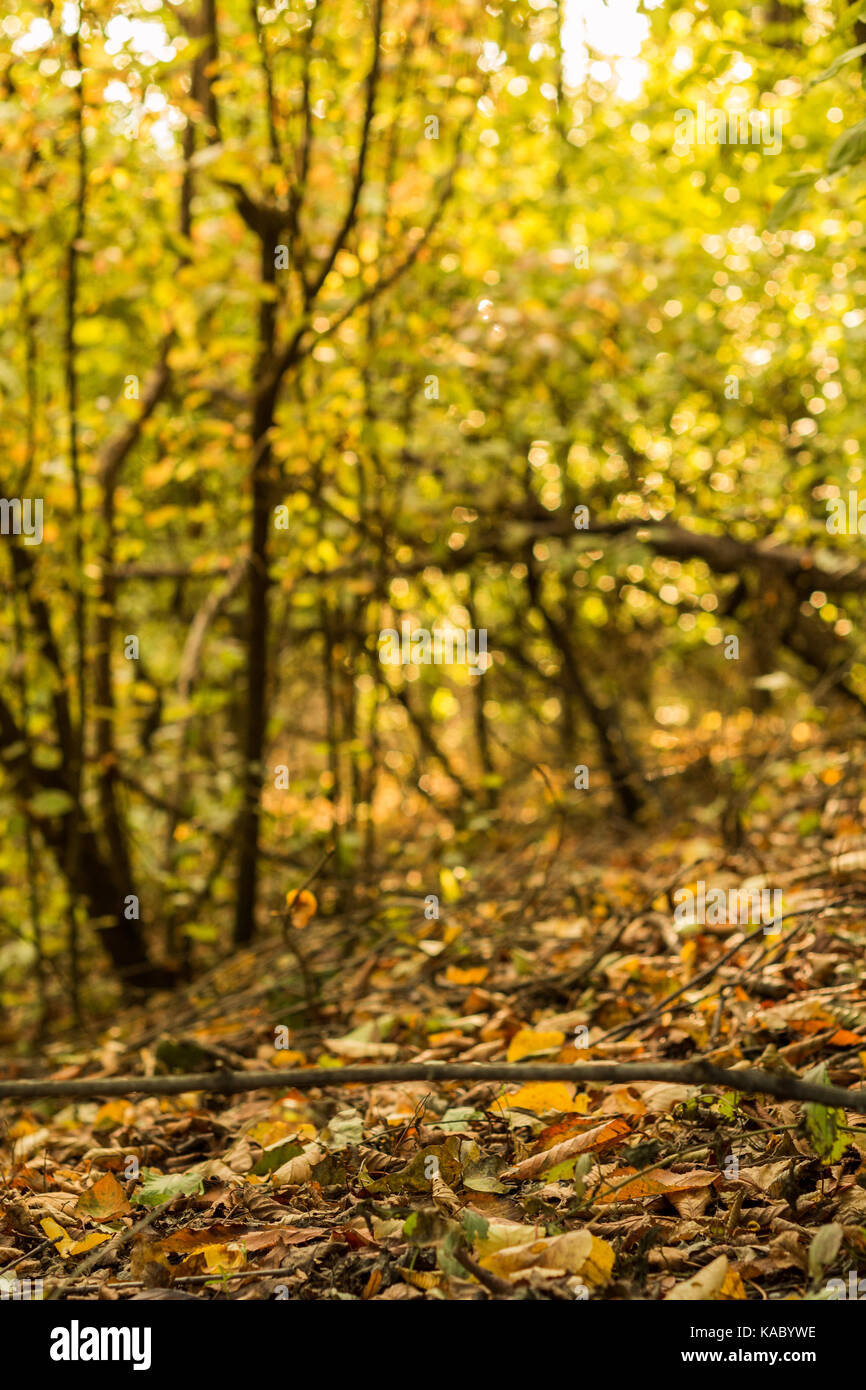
[803,1064,850,1164]
[2,0,866,1012]
[131,1169,205,1206]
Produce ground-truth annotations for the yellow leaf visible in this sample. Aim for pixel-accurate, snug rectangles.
[665,1254,746,1300]
[444,966,488,985]
[143,505,181,529]
[439,868,461,903]
[335,250,360,278]
[720,1266,748,1299]
[490,1082,581,1119]
[142,459,175,490]
[69,1233,113,1256]
[201,1243,246,1273]
[41,1218,112,1259]
[473,1220,546,1258]
[507,1028,565,1063]
[285,888,317,929]
[41,1217,74,1257]
[399,1267,442,1290]
[480,1230,615,1286]
[93,1100,135,1130]
[10,1117,42,1140]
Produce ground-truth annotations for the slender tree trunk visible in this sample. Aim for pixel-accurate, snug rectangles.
[63,17,87,1021]
[234,240,278,944]
[524,557,646,820]
[0,690,166,988]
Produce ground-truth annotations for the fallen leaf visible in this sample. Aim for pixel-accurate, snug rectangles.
[74,1173,132,1222]
[665,1254,746,1300]
[480,1229,615,1286]
[501,1118,632,1182]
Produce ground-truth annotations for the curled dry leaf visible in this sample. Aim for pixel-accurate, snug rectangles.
[649,1168,722,1216]
[399,1267,443,1290]
[271,1143,325,1187]
[736,1160,792,1198]
[472,1219,547,1258]
[431,1175,462,1215]
[664,1254,746,1301]
[500,1118,632,1182]
[479,1229,615,1286]
[637,1083,700,1113]
[323,1038,400,1060]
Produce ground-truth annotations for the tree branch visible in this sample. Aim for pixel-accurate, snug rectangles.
[2,1060,865,1110]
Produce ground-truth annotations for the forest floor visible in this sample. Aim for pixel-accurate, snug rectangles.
[4,744,866,1301]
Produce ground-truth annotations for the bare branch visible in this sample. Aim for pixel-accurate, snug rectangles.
[2,1060,866,1110]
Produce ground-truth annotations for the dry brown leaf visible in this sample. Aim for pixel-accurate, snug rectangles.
[736,1160,792,1197]
[664,1254,746,1300]
[271,1143,325,1187]
[500,1118,632,1182]
[480,1229,615,1286]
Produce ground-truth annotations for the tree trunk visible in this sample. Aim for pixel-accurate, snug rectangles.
[233,239,278,944]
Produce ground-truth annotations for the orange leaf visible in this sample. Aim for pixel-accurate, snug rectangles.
[285,888,317,929]
[444,966,488,985]
[501,1118,632,1181]
[74,1172,132,1221]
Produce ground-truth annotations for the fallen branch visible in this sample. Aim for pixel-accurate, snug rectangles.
[2,1060,865,1110]
[45,1200,173,1302]
[453,1244,514,1297]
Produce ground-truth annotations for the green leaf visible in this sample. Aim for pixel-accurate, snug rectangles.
[827,118,866,175]
[808,43,866,89]
[26,790,76,819]
[131,1170,204,1207]
[323,1107,364,1149]
[434,1106,485,1133]
[436,1228,467,1279]
[461,1210,489,1243]
[775,169,822,187]
[768,183,810,231]
[803,1064,850,1164]
[463,1155,508,1193]
[181,922,219,942]
[402,1208,455,1245]
[252,1140,303,1175]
